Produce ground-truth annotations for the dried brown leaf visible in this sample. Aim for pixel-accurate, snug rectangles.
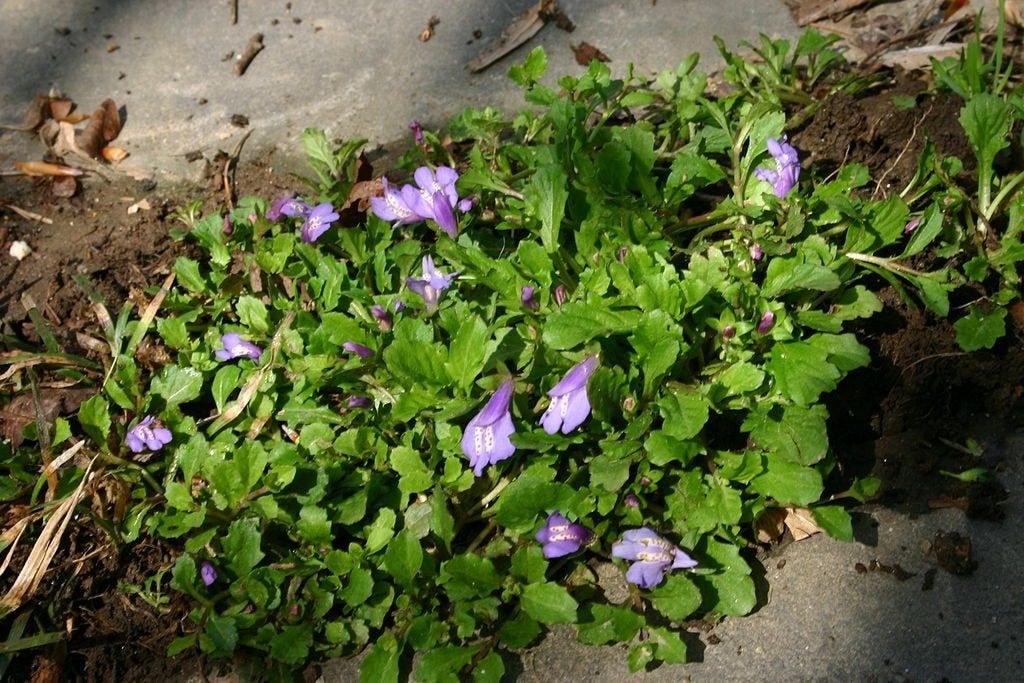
[571,41,610,65]
[419,15,440,42]
[12,161,83,177]
[47,98,74,121]
[100,98,121,142]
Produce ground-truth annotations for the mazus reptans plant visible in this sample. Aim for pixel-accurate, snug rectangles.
[406,255,458,312]
[755,137,800,198]
[535,512,594,558]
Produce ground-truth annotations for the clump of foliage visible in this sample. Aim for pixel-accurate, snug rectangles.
[3,22,1023,682]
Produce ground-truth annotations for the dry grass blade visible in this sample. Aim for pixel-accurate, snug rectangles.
[28,369,58,500]
[2,203,52,225]
[42,440,86,477]
[792,0,876,26]
[208,311,295,434]
[0,519,31,580]
[223,129,253,210]
[11,161,82,177]
[0,458,96,617]
[127,272,176,354]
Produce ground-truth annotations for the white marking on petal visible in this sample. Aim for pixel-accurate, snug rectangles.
[474,426,484,454]
[484,426,494,452]
[558,394,570,417]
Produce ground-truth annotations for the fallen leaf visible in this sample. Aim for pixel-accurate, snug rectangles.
[419,15,440,42]
[51,176,78,199]
[756,506,823,542]
[127,198,151,215]
[468,0,557,72]
[782,507,822,540]
[571,41,610,65]
[47,98,74,121]
[13,161,83,177]
[0,388,93,449]
[101,146,129,162]
[76,99,122,159]
[337,152,378,226]
[106,42,119,53]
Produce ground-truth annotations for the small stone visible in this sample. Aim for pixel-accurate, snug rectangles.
[9,240,32,260]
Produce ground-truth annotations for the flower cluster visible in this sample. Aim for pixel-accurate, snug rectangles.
[370,166,472,238]
[460,355,597,475]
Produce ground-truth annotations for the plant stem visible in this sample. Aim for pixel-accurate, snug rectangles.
[844,252,926,277]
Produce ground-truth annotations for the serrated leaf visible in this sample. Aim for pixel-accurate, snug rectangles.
[742,403,829,466]
[750,454,823,506]
[658,392,708,440]
[151,366,203,405]
[811,506,853,541]
[650,574,703,622]
[767,341,840,405]
[526,165,568,253]
[576,604,644,645]
[521,581,578,624]
[360,632,402,683]
[542,303,640,350]
[205,615,238,654]
[954,306,1006,351]
[383,530,422,587]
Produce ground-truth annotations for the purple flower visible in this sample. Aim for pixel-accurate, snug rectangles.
[347,395,372,409]
[267,195,311,221]
[301,202,340,243]
[541,355,598,435]
[409,119,425,145]
[222,214,233,236]
[343,341,374,358]
[611,528,697,589]
[371,304,393,331]
[754,137,800,198]
[521,285,539,311]
[215,333,263,361]
[749,243,764,261]
[624,494,640,508]
[412,166,462,237]
[370,178,430,227]
[457,197,474,213]
[722,324,736,340]
[200,561,218,586]
[757,310,775,335]
[461,379,516,476]
[394,299,406,313]
[126,416,173,453]
[618,245,629,263]
[535,512,594,559]
[904,216,922,234]
[406,256,458,313]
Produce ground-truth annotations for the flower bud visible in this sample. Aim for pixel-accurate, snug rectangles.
[521,285,539,311]
[749,243,763,261]
[722,324,736,340]
[624,494,640,508]
[222,214,233,235]
[409,120,425,145]
[757,310,775,335]
[371,304,393,331]
[554,284,568,308]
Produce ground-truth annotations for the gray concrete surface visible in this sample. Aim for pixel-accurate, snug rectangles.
[0,0,797,182]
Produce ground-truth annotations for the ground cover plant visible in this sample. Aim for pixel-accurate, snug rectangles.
[2,16,1023,682]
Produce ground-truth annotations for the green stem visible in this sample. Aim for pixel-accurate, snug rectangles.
[844,252,925,277]
[985,169,1024,221]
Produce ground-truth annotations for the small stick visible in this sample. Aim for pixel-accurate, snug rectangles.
[2,203,52,224]
[223,128,253,210]
[230,0,238,25]
[233,33,264,76]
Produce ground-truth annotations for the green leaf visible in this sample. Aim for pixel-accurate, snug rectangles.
[360,632,402,683]
[173,257,206,293]
[658,392,708,441]
[576,604,644,645]
[170,555,197,593]
[366,509,397,553]
[440,554,502,600]
[236,295,269,334]
[77,395,111,450]
[954,306,1006,351]
[415,645,482,683]
[511,546,547,585]
[270,625,313,665]
[498,614,541,649]
[589,452,632,492]
[508,46,548,86]
[542,303,640,350]
[650,574,702,622]
[446,316,495,389]
[495,474,574,531]
[205,615,238,654]
[750,454,824,506]
[742,403,829,466]
[762,259,840,297]
[211,365,241,413]
[649,626,688,664]
[151,366,204,405]
[718,362,765,395]
[526,165,569,253]
[960,93,1010,206]
[390,446,433,494]
[383,530,423,587]
[520,581,578,624]
[811,506,853,541]
[767,341,841,406]
[901,204,944,258]
[221,518,264,577]
[164,481,193,510]
[340,567,374,606]
[297,505,333,545]
[473,651,506,683]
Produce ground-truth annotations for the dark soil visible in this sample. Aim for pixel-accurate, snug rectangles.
[794,73,974,198]
[1,158,303,683]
